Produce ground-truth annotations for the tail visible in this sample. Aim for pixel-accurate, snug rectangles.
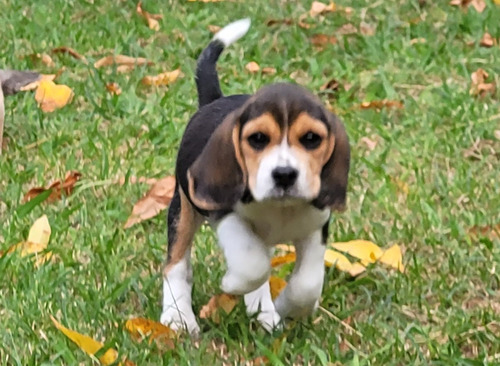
[196,18,251,108]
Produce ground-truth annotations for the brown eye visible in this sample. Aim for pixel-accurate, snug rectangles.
[299,131,322,150]
[247,132,270,150]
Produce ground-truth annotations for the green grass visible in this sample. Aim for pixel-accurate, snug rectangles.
[1,0,500,364]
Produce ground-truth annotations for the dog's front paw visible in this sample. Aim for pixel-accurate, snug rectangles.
[256,309,282,333]
[160,308,200,336]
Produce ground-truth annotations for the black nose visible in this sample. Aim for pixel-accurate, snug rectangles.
[272,167,298,189]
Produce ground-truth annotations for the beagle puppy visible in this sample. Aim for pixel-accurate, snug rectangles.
[161,18,350,335]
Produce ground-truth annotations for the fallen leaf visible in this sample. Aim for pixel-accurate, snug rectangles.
[136,2,162,31]
[298,14,312,29]
[450,0,486,12]
[480,32,495,47]
[125,317,175,348]
[24,171,82,203]
[141,69,182,86]
[34,79,73,112]
[468,223,500,240]
[266,19,293,26]
[94,55,153,69]
[207,24,221,33]
[378,245,405,272]
[360,21,376,36]
[495,0,500,4]
[50,316,121,365]
[320,78,340,92]
[269,276,287,300]
[310,1,336,16]
[337,23,358,35]
[330,240,383,265]
[410,38,427,45]
[494,130,500,140]
[324,249,366,276]
[310,34,338,47]
[261,67,277,75]
[360,100,404,110]
[252,356,270,365]
[106,82,122,95]
[124,176,176,228]
[271,252,296,267]
[359,136,378,151]
[30,53,55,67]
[52,46,85,60]
[245,61,260,73]
[470,68,496,97]
[199,294,240,323]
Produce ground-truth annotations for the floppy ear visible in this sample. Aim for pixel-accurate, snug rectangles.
[187,113,247,211]
[314,113,350,211]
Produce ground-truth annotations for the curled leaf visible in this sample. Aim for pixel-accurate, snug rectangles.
[125,317,175,349]
[269,276,287,300]
[24,171,82,203]
[94,55,153,69]
[52,46,85,60]
[199,294,240,323]
[124,176,176,228]
[136,2,162,31]
[106,82,122,95]
[141,69,182,87]
[271,253,296,267]
[470,68,496,97]
[324,249,366,276]
[378,245,405,272]
[479,32,495,47]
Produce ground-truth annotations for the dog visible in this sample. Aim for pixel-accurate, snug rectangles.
[160,18,350,335]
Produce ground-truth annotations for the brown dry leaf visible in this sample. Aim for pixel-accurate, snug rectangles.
[337,23,358,35]
[251,356,270,365]
[470,68,496,97]
[19,74,56,92]
[125,317,175,349]
[271,252,296,267]
[266,19,293,26]
[106,82,122,96]
[494,130,500,140]
[330,240,383,266]
[480,32,495,47]
[359,136,378,151]
[360,21,376,36]
[360,100,404,110]
[245,61,260,73]
[310,1,336,16]
[208,24,221,34]
[50,316,130,365]
[298,14,312,29]
[30,53,55,67]
[378,245,405,272]
[199,294,240,323]
[450,0,486,12]
[269,276,287,300]
[261,67,277,75]
[124,176,176,228]
[310,34,338,47]
[468,223,500,240]
[24,171,82,203]
[136,2,162,31]
[324,249,366,276]
[320,78,340,93]
[141,69,182,87]
[34,79,73,112]
[52,46,85,60]
[94,55,153,69]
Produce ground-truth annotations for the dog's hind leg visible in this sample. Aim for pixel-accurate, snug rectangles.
[161,187,202,335]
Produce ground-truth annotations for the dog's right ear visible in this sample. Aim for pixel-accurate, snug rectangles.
[187,113,247,211]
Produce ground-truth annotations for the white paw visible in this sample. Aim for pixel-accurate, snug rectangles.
[160,308,200,336]
[256,310,282,333]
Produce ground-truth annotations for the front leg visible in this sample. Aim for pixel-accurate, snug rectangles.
[244,281,281,332]
[274,228,326,319]
[216,213,271,295]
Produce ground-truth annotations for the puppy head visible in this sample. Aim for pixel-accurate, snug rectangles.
[188,83,350,211]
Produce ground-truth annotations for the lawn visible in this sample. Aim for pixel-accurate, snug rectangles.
[1,0,500,364]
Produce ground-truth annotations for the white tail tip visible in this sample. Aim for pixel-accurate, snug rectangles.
[213,18,251,47]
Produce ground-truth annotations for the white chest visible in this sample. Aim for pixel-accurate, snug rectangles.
[233,201,330,245]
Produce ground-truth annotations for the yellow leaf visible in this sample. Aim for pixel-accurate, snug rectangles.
[34,80,73,112]
[270,253,296,267]
[269,276,287,300]
[324,249,366,276]
[199,294,239,323]
[330,240,383,265]
[125,317,175,348]
[494,0,500,5]
[141,69,182,87]
[378,245,405,273]
[50,315,119,365]
[27,215,51,248]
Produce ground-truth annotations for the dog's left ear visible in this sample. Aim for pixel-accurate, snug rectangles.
[187,113,247,211]
[314,113,350,211]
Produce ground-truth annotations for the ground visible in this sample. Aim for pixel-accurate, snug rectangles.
[1,0,500,365]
